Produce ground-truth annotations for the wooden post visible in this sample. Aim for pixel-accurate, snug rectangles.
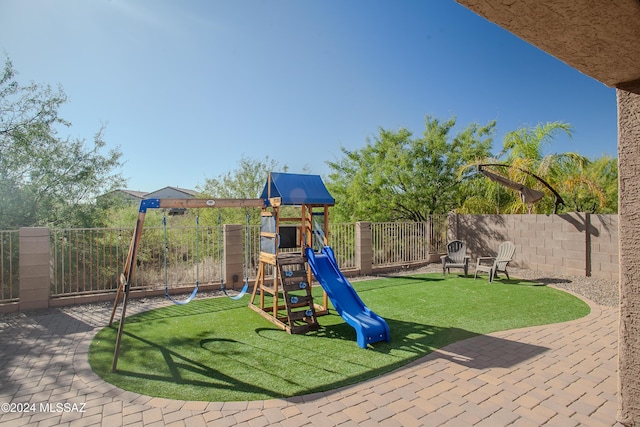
[111,209,147,372]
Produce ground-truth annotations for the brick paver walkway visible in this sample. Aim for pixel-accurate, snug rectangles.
[0,294,622,426]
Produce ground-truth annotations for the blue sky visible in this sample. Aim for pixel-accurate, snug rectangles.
[1,0,617,193]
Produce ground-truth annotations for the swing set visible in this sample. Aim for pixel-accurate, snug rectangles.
[109,172,336,372]
[108,196,272,372]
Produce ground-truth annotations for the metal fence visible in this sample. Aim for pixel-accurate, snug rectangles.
[329,223,357,270]
[51,228,132,296]
[0,230,19,303]
[50,226,228,296]
[372,222,430,266]
[429,215,448,255]
[7,217,448,301]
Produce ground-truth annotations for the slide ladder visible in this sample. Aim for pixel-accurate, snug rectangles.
[278,254,319,334]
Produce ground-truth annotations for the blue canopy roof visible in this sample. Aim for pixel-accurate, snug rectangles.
[260,172,335,206]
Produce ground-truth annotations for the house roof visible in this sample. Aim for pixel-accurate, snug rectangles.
[260,172,335,206]
[120,190,148,199]
[144,186,199,199]
[100,189,147,200]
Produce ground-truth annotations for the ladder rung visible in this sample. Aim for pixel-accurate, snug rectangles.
[282,281,311,292]
[277,254,305,265]
[288,310,315,321]
[285,295,314,307]
[280,269,307,279]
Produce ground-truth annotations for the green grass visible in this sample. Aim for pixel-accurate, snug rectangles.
[89,273,590,402]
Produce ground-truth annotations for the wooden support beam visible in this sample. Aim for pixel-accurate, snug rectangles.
[157,198,267,209]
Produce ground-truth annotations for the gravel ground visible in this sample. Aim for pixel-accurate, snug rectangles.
[499,266,619,307]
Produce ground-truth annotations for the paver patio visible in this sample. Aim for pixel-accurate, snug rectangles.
[0,291,622,426]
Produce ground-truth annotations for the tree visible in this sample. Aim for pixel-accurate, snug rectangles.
[457,159,514,214]
[198,155,300,225]
[461,122,617,214]
[498,121,619,214]
[0,56,124,229]
[327,116,495,222]
[497,121,576,213]
[558,155,618,213]
[200,155,282,200]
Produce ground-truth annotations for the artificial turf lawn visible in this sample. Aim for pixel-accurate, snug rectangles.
[89,273,590,402]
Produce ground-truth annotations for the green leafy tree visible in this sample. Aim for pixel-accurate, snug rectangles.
[498,121,576,213]
[198,155,302,225]
[560,155,617,213]
[457,158,514,214]
[200,155,282,200]
[461,122,617,214]
[0,56,124,229]
[327,116,495,222]
[499,121,618,214]
[590,156,618,213]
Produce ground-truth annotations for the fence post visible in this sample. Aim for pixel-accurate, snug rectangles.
[356,222,372,275]
[585,213,592,277]
[447,212,458,241]
[223,224,244,290]
[19,227,51,311]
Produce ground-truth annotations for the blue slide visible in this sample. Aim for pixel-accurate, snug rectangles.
[305,246,390,348]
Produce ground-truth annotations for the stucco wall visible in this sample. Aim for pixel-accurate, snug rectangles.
[452,213,619,280]
[617,87,640,426]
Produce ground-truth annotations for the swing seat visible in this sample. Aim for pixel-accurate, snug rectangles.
[223,282,249,300]
[166,284,199,305]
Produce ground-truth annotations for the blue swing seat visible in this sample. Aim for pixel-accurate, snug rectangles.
[222,281,248,300]
[165,283,199,305]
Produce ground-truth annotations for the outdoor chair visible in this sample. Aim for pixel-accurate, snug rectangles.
[441,240,470,277]
[474,241,516,283]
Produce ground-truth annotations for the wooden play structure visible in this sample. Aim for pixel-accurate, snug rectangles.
[109,172,335,371]
[249,172,335,334]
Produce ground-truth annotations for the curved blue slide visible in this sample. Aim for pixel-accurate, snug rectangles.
[305,246,390,348]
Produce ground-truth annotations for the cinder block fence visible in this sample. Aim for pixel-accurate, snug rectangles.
[451,213,618,280]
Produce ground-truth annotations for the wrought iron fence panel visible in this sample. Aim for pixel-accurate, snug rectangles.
[51,228,132,296]
[45,218,447,298]
[372,222,430,266]
[0,230,19,303]
[429,214,448,254]
[328,223,356,270]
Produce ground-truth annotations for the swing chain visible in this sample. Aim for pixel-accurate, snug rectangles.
[163,210,200,305]
[195,211,199,286]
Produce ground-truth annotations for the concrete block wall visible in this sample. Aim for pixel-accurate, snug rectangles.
[355,222,373,275]
[454,213,618,280]
[18,228,51,311]
[223,224,244,291]
[590,214,619,280]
